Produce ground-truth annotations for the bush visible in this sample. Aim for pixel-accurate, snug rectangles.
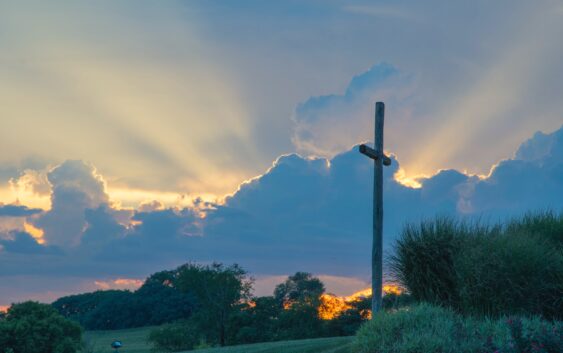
[354,303,562,353]
[505,211,563,249]
[0,301,83,353]
[456,232,563,319]
[147,320,203,352]
[355,304,486,353]
[390,212,563,319]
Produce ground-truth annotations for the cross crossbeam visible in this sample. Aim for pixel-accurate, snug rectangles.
[359,144,391,166]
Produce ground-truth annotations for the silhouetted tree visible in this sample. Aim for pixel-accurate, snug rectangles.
[274,272,325,307]
[52,270,195,329]
[175,263,253,346]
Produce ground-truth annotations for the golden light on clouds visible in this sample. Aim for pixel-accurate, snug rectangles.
[393,168,422,189]
[0,1,263,198]
[24,222,45,245]
[401,7,563,179]
[94,278,143,291]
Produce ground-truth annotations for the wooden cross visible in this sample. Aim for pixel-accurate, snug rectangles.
[359,102,391,316]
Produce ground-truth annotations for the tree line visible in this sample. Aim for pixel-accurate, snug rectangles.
[51,262,404,350]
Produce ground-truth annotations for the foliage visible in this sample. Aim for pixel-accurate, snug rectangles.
[147,319,203,352]
[390,211,563,319]
[0,301,82,353]
[274,272,325,307]
[226,296,281,344]
[382,293,415,310]
[354,303,562,353]
[355,303,482,353]
[52,270,195,330]
[455,231,562,319]
[505,210,563,249]
[498,316,563,353]
[175,262,253,346]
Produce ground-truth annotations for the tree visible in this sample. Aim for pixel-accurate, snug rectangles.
[175,263,253,346]
[273,272,326,339]
[227,296,281,344]
[0,301,82,353]
[52,270,195,330]
[274,272,325,308]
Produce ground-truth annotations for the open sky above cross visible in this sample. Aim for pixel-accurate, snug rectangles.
[359,102,392,316]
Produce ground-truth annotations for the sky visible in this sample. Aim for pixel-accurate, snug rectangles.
[0,0,562,307]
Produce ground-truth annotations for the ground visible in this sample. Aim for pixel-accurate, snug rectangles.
[84,327,354,353]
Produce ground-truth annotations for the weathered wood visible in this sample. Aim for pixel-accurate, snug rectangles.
[359,144,392,166]
[358,101,390,317]
[372,101,385,316]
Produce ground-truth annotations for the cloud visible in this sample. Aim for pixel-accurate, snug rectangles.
[94,278,143,291]
[205,125,563,278]
[0,204,42,217]
[462,126,563,215]
[33,160,109,247]
[0,126,562,307]
[291,63,415,157]
[0,231,60,255]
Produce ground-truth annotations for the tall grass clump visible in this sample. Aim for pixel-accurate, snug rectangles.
[390,211,563,319]
[505,210,563,249]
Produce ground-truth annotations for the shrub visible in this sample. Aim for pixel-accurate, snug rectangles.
[354,303,494,353]
[390,212,563,319]
[390,217,490,308]
[354,303,562,353]
[147,320,203,352]
[505,210,563,249]
[456,232,563,319]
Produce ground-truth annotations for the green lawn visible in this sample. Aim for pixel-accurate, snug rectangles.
[188,337,353,353]
[84,326,354,353]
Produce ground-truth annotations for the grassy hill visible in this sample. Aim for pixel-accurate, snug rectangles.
[84,326,354,353]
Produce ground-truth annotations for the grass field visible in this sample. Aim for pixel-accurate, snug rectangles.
[84,326,354,353]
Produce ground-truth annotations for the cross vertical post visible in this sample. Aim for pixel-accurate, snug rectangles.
[359,101,391,317]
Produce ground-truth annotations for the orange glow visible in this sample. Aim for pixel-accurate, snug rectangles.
[318,285,404,320]
[393,168,423,188]
[383,284,403,295]
[24,222,45,245]
[0,305,8,313]
[94,278,143,290]
[319,294,352,320]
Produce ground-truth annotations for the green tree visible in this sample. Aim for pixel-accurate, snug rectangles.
[52,270,195,330]
[274,272,326,339]
[175,263,253,346]
[274,272,325,307]
[227,296,281,344]
[0,301,82,353]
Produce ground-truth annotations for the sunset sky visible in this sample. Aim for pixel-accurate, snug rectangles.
[1,0,562,307]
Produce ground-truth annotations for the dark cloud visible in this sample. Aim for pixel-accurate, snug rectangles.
[0,205,42,217]
[0,231,60,255]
